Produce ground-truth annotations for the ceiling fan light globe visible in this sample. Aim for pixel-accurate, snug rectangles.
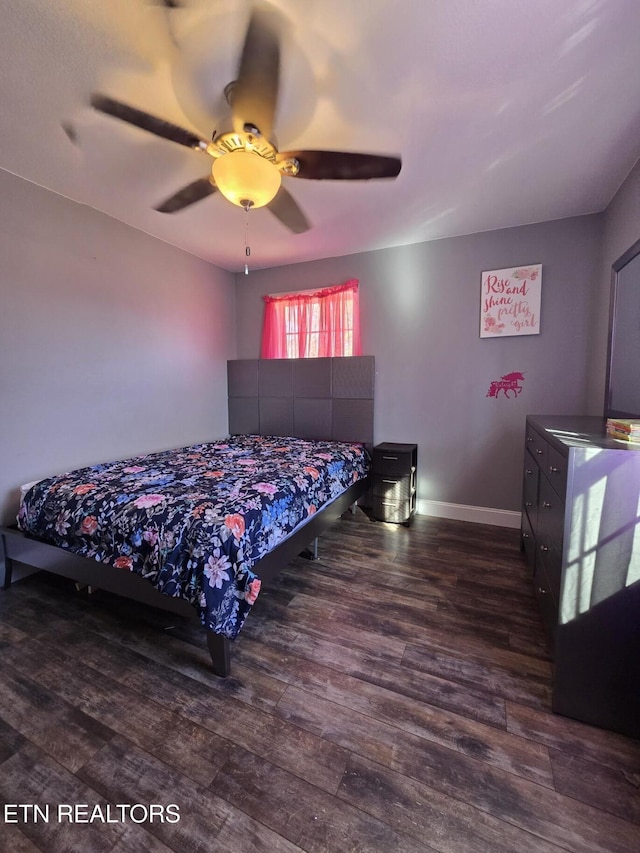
[212,150,281,209]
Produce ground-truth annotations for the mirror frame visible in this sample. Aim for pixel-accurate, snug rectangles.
[604,236,640,419]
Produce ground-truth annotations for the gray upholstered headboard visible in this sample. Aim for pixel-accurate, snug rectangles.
[227,356,374,447]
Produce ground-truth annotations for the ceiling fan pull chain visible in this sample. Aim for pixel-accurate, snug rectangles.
[244,206,251,275]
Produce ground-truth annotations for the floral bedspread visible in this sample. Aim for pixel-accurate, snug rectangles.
[17,435,370,638]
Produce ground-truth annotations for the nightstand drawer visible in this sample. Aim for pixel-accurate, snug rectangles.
[372,496,415,523]
[373,450,415,476]
[372,473,415,502]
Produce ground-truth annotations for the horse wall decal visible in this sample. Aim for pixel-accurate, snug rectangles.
[486,371,525,398]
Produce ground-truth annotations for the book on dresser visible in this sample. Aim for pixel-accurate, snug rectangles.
[606,418,640,442]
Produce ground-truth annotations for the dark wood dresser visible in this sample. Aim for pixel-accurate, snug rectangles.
[372,442,417,525]
[521,414,640,738]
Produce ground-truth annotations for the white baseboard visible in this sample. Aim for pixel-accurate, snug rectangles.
[417,499,521,529]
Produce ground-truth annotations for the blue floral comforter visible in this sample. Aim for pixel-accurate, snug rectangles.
[17,435,370,638]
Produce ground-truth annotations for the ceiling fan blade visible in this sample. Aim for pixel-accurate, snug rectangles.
[231,5,281,139]
[91,94,207,150]
[267,186,310,233]
[154,177,217,213]
[279,150,402,181]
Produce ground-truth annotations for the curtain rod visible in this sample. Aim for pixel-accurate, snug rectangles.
[265,279,358,300]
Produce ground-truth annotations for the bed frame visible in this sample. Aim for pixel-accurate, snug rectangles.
[0,356,374,677]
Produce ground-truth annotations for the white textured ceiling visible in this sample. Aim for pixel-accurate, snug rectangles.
[2,0,640,272]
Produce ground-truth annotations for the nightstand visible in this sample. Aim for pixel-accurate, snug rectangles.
[372,442,417,524]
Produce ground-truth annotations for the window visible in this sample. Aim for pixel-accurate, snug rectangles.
[261,279,361,358]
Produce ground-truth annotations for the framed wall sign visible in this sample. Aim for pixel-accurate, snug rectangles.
[480,264,542,338]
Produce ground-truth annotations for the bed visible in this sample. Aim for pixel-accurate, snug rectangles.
[0,356,374,676]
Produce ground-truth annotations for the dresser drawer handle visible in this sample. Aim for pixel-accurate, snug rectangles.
[525,501,533,507]
[542,501,551,508]
[382,455,398,460]
[382,479,398,484]
[540,545,549,552]
[549,466,560,473]
[527,437,533,442]
[538,586,547,595]
[525,469,534,475]
[522,532,530,539]
[536,449,544,455]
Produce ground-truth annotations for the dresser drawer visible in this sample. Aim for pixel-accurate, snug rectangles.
[546,445,568,498]
[522,449,539,522]
[525,424,547,467]
[534,561,558,644]
[521,508,536,571]
[536,476,564,602]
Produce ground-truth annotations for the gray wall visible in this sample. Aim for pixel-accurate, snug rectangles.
[235,215,603,515]
[0,170,236,526]
[4,152,638,527]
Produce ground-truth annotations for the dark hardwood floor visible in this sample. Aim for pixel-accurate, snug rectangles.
[1,511,639,852]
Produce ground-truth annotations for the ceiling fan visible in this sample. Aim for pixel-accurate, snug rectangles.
[89,3,402,233]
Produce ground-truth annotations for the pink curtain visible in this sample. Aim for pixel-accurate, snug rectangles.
[261,279,361,359]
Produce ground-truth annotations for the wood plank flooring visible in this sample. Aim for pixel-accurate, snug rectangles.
[1,511,639,852]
